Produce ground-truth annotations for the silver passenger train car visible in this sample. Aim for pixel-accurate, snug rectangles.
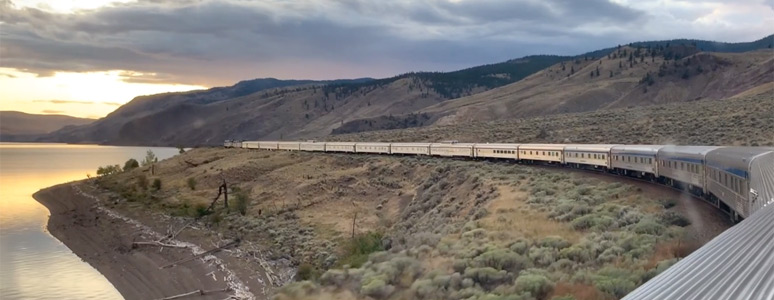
[705,147,774,220]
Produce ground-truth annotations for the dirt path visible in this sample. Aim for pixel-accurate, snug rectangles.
[34,182,257,300]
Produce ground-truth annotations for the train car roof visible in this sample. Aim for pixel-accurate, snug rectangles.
[355,142,392,146]
[518,144,567,150]
[430,143,475,147]
[611,145,665,155]
[473,143,520,148]
[391,142,432,146]
[658,146,723,161]
[564,144,621,152]
[705,147,774,175]
[325,141,356,145]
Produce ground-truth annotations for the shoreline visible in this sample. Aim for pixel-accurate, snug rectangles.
[33,181,263,300]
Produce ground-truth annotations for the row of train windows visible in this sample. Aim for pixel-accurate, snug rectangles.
[360,146,387,150]
[661,160,701,174]
[613,155,653,164]
[709,168,745,195]
[492,150,516,154]
[520,150,560,157]
[398,147,426,151]
[568,153,606,160]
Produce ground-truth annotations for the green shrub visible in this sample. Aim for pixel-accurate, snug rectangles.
[296,263,318,281]
[464,267,509,286]
[187,177,197,190]
[96,164,121,176]
[152,178,162,191]
[136,175,149,190]
[514,273,554,300]
[473,249,530,273]
[657,211,691,227]
[594,277,636,298]
[234,190,251,216]
[570,215,597,230]
[123,159,139,171]
[593,267,640,298]
[559,245,591,263]
[509,240,531,255]
[193,203,210,217]
[661,198,677,208]
[361,277,394,299]
[633,219,666,235]
[528,247,557,267]
[540,236,571,250]
[339,232,384,268]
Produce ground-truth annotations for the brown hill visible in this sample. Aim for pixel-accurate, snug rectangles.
[421,49,773,126]
[0,111,94,140]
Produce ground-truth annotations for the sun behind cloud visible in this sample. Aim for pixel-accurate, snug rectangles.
[0,68,205,118]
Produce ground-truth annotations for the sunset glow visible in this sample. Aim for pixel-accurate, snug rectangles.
[0,68,205,118]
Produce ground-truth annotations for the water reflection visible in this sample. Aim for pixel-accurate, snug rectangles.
[0,143,179,299]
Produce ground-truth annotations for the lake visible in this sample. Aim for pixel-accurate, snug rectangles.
[0,143,180,300]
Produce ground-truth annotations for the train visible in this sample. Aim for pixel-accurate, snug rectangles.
[224,140,774,222]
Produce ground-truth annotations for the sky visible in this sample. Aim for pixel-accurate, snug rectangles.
[0,0,772,118]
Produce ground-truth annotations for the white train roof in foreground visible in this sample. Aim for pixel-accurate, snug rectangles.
[623,202,774,300]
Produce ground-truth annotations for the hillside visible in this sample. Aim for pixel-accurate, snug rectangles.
[336,48,773,133]
[41,56,568,146]
[0,111,95,141]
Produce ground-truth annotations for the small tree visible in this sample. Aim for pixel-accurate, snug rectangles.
[152,178,162,191]
[187,177,197,190]
[123,158,139,171]
[177,146,186,154]
[141,150,157,166]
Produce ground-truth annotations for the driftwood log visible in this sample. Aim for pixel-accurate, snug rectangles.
[155,287,231,300]
[158,239,240,269]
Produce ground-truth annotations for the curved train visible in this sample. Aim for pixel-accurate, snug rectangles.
[224,140,774,222]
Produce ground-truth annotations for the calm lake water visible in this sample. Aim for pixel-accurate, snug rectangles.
[0,143,179,300]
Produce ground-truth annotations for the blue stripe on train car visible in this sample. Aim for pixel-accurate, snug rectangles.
[615,152,657,157]
[706,163,749,178]
[661,156,704,164]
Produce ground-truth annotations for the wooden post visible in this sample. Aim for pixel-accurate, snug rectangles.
[351,211,357,239]
[222,179,228,208]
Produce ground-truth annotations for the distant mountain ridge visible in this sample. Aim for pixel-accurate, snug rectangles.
[38,34,774,146]
[0,111,95,141]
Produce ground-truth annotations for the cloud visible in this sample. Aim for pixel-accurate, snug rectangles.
[31,99,125,106]
[33,99,95,105]
[1,0,771,86]
[41,109,64,114]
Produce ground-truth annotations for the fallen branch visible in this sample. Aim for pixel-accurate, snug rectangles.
[155,287,231,300]
[132,241,188,249]
[159,240,240,269]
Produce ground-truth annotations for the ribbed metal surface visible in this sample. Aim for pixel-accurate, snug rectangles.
[624,202,774,300]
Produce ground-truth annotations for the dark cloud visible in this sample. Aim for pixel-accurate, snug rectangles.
[0,0,770,86]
